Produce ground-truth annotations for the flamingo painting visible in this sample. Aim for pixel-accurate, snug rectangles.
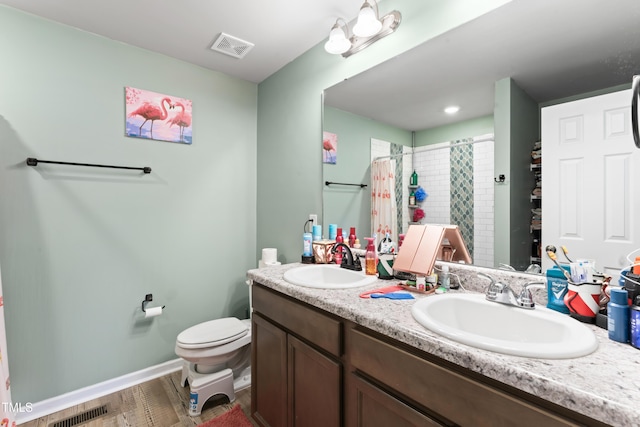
[125,87,193,144]
[168,101,193,143]
[128,97,172,139]
[323,131,338,164]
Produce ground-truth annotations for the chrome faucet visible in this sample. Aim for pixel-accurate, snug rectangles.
[478,273,545,309]
[331,243,362,271]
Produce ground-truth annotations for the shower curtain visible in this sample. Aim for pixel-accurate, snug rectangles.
[371,159,397,242]
[0,266,14,426]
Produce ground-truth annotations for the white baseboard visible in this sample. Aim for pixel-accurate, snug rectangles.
[16,358,183,424]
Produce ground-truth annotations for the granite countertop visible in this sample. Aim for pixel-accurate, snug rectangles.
[247,262,640,427]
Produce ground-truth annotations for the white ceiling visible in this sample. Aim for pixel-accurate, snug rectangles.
[0,0,364,83]
[5,0,640,132]
[325,0,640,131]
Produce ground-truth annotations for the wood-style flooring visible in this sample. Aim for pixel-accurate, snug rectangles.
[20,370,256,427]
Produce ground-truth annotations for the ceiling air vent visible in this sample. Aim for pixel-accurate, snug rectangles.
[210,33,254,59]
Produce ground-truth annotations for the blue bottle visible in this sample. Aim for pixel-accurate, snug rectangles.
[303,233,313,257]
[546,265,570,314]
[608,288,630,343]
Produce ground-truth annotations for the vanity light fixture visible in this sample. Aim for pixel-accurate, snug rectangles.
[324,0,401,58]
[353,1,383,37]
[324,18,352,55]
[444,105,460,115]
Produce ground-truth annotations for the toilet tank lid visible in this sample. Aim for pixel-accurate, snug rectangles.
[177,317,248,348]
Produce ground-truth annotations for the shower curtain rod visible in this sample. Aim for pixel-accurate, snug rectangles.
[26,157,152,174]
[373,134,495,161]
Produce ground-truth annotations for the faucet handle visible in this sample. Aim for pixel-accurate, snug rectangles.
[478,273,499,300]
[517,282,545,308]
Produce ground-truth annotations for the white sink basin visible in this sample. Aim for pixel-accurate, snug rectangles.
[283,264,378,289]
[411,293,598,359]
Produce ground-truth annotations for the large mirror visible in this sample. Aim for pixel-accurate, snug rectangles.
[322,0,640,272]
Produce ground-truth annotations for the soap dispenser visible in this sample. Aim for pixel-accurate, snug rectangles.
[365,237,377,276]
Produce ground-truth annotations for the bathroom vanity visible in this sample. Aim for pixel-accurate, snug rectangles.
[249,263,639,427]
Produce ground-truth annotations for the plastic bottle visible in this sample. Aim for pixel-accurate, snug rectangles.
[630,296,640,349]
[440,265,450,290]
[312,224,323,241]
[409,190,416,206]
[334,228,344,265]
[303,233,312,257]
[365,237,376,275]
[328,224,337,240]
[349,227,357,248]
[608,288,630,343]
[410,170,418,186]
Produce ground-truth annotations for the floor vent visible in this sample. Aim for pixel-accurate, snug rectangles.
[210,32,254,59]
[48,404,109,427]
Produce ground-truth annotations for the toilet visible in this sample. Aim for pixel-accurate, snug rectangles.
[175,316,252,416]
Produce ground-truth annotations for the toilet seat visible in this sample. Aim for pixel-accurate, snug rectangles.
[177,317,248,349]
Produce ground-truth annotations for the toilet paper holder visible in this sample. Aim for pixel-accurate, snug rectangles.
[142,294,165,312]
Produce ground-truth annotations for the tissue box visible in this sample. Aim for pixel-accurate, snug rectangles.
[313,240,335,264]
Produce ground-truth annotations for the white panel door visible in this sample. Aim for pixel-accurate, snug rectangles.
[542,89,640,277]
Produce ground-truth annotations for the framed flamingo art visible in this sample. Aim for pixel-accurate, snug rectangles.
[323,131,337,164]
[125,87,193,144]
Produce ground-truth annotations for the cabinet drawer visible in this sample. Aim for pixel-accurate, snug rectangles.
[347,373,444,427]
[253,284,342,357]
[348,327,579,427]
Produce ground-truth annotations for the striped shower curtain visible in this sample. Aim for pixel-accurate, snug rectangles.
[371,159,397,242]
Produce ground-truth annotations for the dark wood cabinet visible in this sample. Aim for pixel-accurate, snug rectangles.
[252,284,342,427]
[251,313,287,427]
[252,282,606,427]
[288,335,341,426]
[346,373,444,427]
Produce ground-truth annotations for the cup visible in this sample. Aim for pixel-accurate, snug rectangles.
[563,280,603,323]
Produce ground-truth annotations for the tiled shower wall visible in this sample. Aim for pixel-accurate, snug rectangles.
[413,136,494,268]
[473,139,495,268]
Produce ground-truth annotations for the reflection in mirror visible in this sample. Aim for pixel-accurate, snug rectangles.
[322,0,640,274]
[371,136,494,268]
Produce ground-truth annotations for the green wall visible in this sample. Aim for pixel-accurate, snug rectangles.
[0,6,257,402]
[415,115,494,146]
[322,106,411,237]
[257,0,511,264]
[493,78,539,269]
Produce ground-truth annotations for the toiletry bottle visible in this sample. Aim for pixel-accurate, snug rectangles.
[630,296,640,349]
[349,227,357,248]
[440,265,450,290]
[303,233,312,257]
[334,228,344,265]
[329,224,337,240]
[608,288,630,343]
[409,190,416,206]
[312,224,322,241]
[365,237,376,275]
[410,170,418,186]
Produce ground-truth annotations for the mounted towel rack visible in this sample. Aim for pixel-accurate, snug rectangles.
[325,181,367,188]
[26,157,151,174]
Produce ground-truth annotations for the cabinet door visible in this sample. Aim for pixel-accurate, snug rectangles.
[288,335,341,427]
[252,313,287,427]
[346,373,445,427]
